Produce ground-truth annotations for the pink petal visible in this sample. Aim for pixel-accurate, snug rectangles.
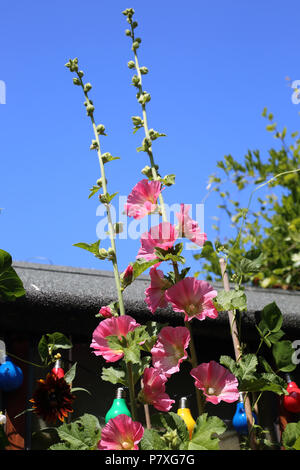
[125,179,162,219]
[90,315,140,363]
[190,361,239,404]
[98,414,144,450]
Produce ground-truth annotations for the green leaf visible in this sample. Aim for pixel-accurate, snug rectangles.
[140,429,167,450]
[214,288,247,311]
[0,250,26,301]
[188,414,226,450]
[99,192,119,204]
[131,258,159,281]
[239,373,287,395]
[38,333,72,363]
[152,412,190,444]
[101,366,126,386]
[272,340,297,372]
[161,174,176,187]
[260,302,283,333]
[140,321,168,352]
[73,240,101,257]
[102,356,151,387]
[0,266,26,301]
[239,252,266,274]
[282,421,300,450]
[88,185,101,199]
[51,414,101,450]
[106,325,150,365]
[0,249,12,273]
[64,362,77,384]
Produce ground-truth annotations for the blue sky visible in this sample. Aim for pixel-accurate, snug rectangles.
[0,0,299,275]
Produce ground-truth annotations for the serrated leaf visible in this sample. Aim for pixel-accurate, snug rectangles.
[214,288,247,311]
[140,429,167,450]
[53,414,101,450]
[101,366,126,386]
[152,412,190,444]
[188,414,226,450]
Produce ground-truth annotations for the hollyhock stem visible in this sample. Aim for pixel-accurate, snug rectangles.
[219,257,258,450]
[127,361,137,421]
[184,321,205,416]
[172,261,204,416]
[77,77,125,317]
[130,26,168,223]
[70,67,139,420]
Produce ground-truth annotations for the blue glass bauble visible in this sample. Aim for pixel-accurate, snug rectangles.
[232,402,257,435]
[0,357,23,392]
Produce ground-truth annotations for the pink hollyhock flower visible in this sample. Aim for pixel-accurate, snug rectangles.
[145,267,172,314]
[176,204,207,246]
[90,315,140,362]
[151,326,190,377]
[98,306,114,318]
[139,367,175,412]
[137,222,178,261]
[190,360,239,404]
[165,277,218,322]
[125,179,162,219]
[98,414,144,450]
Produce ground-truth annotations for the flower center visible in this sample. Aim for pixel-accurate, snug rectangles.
[186,303,201,316]
[122,440,133,450]
[206,387,216,395]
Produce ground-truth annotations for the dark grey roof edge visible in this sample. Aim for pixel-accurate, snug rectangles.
[3,261,299,340]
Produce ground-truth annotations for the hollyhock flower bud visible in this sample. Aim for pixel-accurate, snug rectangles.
[190,361,239,404]
[98,306,114,318]
[121,264,134,290]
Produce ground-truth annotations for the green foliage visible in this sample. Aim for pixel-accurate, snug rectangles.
[220,353,287,395]
[101,356,151,386]
[73,240,101,258]
[49,414,101,450]
[187,413,226,450]
[214,287,247,311]
[0,249,26,301]
[139,412,226,451]
[282,421,300,450]
[38,332,72,365]
[195,111,300,289]
[106,325,151,365]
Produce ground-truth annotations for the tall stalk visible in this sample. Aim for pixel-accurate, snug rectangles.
[124,9,204,417]
[65,58,137,419]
